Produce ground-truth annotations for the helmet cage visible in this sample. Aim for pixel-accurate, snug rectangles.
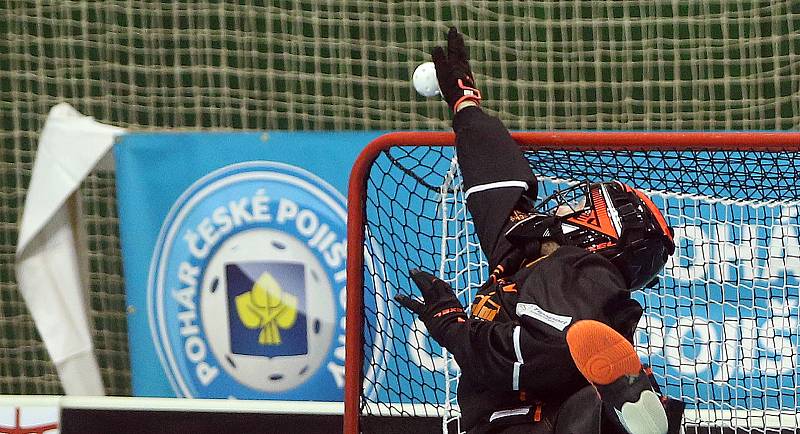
[536,181,675,290]
[534,181,594,219]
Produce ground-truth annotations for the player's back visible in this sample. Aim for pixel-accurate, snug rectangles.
[513,246,629,339]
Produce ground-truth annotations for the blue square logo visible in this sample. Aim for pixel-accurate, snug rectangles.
[225,262,308,357]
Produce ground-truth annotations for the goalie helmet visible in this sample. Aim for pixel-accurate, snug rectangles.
[534,181,675,290]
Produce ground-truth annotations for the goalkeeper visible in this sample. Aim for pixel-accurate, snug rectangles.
[396,28,683,434]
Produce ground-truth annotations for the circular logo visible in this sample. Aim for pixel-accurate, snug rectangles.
[148,162,347,399]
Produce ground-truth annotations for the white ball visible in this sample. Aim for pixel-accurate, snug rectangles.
[412,62,441,97]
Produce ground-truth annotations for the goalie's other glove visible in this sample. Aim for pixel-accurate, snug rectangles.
[431,27,482,112]
[395,269,467,348]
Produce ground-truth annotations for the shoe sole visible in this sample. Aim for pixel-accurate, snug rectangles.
[566,319,641,385]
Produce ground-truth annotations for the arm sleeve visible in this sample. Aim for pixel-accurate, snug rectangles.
[453,107,537,268]
[441,318,588,400]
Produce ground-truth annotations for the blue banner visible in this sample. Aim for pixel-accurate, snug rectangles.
[116,132,380,399]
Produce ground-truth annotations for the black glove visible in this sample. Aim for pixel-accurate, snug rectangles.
[394,268,467,348]
[431,27,482,112]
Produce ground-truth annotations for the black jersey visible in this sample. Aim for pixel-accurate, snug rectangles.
[450,246,631,431]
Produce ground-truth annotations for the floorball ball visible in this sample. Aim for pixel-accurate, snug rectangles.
[412,62,441,97]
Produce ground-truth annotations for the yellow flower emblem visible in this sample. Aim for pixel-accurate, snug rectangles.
[235,272,298,345]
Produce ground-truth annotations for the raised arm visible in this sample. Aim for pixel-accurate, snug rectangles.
[432,28,538,270]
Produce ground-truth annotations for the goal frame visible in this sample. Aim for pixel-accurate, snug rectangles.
[344,131,800,434]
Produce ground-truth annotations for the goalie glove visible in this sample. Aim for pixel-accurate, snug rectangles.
[431,27,482,112]
[395,268,467,348]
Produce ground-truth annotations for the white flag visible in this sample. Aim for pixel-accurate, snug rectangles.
[16,103,125,395]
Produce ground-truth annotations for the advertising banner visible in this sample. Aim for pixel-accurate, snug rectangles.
[116,132,379,400]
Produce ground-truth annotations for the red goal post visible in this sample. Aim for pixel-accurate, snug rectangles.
[345,131,800,434]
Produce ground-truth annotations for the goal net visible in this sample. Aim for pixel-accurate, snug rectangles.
[346,132,800,433]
